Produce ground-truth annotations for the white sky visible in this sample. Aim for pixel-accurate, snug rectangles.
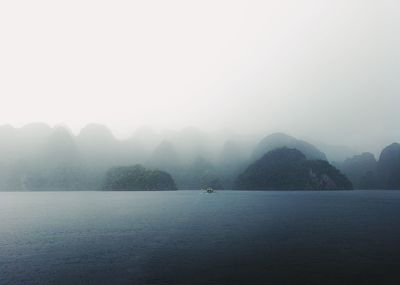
[0,0,399,152]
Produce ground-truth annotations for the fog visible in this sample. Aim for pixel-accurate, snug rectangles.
[0,0,399,154]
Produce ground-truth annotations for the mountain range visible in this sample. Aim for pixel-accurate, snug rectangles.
[0,123,398,190]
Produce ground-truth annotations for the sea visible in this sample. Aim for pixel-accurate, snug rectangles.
[1,190,400,285]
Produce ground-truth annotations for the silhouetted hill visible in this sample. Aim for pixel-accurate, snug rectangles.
[252,133,327,161]
[235,148,352,190]
[75,124,120,189]
[149,140,181,172]
[341,153,378,189]
[219,140,246,170]
[311,141,357,163]
[119,138,149,166]
[77,124,119,165]
[377,143,400,189]
[175,156,223,190]
[45,127,80,161]
[218,140,248,188]
[78,123,115,143]
[0,124,394,192]
[173,127,213,163]
[103,165,177,191]
[18,123,53,140]
[0,125,17,159]
[24,126,85,190]
[130,126,161,152]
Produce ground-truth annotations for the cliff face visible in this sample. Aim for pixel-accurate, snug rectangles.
[235,148,352,190]
[377,143,400,189]
[103,165,177,191]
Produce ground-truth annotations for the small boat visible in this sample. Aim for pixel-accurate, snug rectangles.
[205,187,215,193]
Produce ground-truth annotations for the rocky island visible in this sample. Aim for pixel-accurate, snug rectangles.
[235,147,353,190]
[103,165,177,191]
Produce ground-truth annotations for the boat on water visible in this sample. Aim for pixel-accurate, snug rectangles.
[203,187,215,193]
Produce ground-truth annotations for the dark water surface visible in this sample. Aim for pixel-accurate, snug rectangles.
[1,190,400,285]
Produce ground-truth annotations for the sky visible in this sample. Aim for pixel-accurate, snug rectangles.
[0,0,399,153]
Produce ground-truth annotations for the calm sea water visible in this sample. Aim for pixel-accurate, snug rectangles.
[1,190,400,285]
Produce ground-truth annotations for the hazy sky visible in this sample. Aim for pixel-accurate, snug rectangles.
[0,0,399,152]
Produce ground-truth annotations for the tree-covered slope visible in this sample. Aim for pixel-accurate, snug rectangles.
[103,165,177,191]
[235,148,352,190]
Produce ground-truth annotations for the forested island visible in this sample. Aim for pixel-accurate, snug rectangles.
[103,165,177,191]
[235,148,352,190]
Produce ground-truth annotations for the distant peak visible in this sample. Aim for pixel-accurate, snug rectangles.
[260,147,306,162]
[253,132,326,161]
[79,123,115,140]
[51,125,74,137]
[20,122,51,130]
[387,142,400,148]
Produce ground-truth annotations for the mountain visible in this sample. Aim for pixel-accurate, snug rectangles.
[148,140,181,172]
[78,123,115,144]
[17,122,53,141]
[174,127,212,163]
[377,143,400,189]
[119,138,149,166]
[129,126,161,152]
[311,141,357,163]
[341,152,378,189]
[0,125,17,152]
[0,125,18,159]
[76,124,120,189]
[235,147,352,190]
[176,156,223,190]
[77,124,120,166]
[1,124,393,192]
[45,126,80,157]
[0,125,19,189]
[24,126,85,190]
[252,133,327,161]
[218,140,248,188]
[103,165,177,191]
[220,140,246,170]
